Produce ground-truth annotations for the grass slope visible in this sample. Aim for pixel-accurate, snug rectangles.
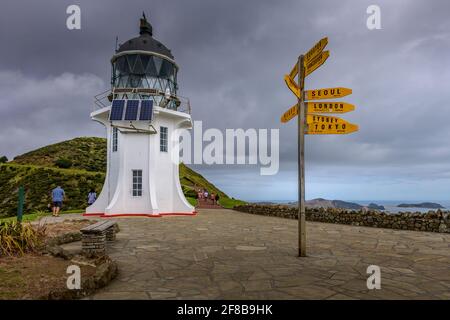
[1,137,245,218]
[0,163,104,217]
[12,137,106,172]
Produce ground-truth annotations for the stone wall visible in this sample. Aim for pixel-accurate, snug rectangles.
[233,204,450,233]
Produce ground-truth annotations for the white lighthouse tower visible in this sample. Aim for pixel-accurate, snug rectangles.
[86,14,195,217]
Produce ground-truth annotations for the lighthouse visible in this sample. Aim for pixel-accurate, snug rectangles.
[86,14,195,217]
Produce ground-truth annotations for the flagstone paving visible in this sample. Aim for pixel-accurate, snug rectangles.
[55,209,449,299]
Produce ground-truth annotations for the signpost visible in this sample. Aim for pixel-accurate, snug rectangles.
[296,54,306,257]
[280,37,359,257]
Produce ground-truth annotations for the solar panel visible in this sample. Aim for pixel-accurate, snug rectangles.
[124,100,139,120]
[110,100,125,120]
[140,100,153,120]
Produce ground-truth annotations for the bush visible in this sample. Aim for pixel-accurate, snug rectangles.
[0,221,46,256]
[0,156,7,163]
[184,188,198,198]
[54,158,72,169]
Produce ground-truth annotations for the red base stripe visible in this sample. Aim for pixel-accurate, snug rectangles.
[83,211,197,218]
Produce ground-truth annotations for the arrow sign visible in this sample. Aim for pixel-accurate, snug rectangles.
[284,74,301,98]
[307,114,347,124]
[306,101,355,114]
[280,104,298,123]
[289,37,328,79]
[306,117,358,135]
[305,50,330,77]
[305,87,352,100]
[281,102,356,123]
[305,37,329,64]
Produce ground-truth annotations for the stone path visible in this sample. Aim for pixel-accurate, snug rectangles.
[56,209,449,299]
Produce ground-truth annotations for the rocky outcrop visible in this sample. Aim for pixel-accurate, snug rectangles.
[233,204,450,233]
[397,202,444,209]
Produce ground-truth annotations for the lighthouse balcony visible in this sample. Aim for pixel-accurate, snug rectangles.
[93,88,191,115]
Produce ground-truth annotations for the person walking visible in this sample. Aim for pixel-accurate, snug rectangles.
[87,189,97,206]
[204,190,209,203]
[215,193,220,206]
[51,185,65,217]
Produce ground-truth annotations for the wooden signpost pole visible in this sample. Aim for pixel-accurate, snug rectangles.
[297,55,306,257]
[281,37,357,257]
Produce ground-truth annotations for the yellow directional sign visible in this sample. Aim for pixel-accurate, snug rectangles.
[284,74,301,98]
[281,102,356,123]
[289,37,328,79]
[289,63,299,80]
[306,101,355,114]
[305,37,328,64]
[306,118,358,135]
[280,104,298,123]
[306,114,347,124]
[305,87,352,100]
[304,50,329,77]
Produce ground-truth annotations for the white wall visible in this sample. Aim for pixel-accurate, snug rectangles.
[86,105,194,216]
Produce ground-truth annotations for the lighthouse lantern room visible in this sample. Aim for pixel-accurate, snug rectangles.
[86,14,195,217]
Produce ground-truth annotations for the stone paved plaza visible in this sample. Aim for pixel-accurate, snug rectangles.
[57,209,449,299]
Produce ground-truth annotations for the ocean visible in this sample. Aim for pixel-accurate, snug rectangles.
[247,200,450,214]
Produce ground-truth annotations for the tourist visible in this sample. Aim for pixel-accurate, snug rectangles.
[211,193,216,205]
[215,193,220,206]
[204,190,209,202]
[51,185,65,217]
[87,189,97,205]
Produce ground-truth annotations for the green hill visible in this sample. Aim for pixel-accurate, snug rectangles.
[0,137,244,218]
[12,137,107,172]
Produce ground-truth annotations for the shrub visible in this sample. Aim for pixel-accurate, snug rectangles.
[0,221,46,256]
[183,188,198,198]
[0,156,7,163]
[54,158,72,169]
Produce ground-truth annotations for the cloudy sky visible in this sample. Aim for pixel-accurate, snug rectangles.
[1,0,450,202]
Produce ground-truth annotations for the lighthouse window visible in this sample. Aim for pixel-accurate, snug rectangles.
[112,127,118,152]
[132,170,143,197]
[160,126,168,152]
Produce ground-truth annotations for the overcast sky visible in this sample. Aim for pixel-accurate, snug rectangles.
[1,0,450,202]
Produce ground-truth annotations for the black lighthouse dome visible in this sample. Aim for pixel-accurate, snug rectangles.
[116,14,174,59]
[111,13,178,106]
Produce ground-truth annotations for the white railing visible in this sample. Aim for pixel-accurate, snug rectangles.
[94,89,112,111]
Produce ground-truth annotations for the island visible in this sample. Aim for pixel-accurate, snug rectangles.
[397,202,444,209]
[289,198,364,210]
[367,203,385,210]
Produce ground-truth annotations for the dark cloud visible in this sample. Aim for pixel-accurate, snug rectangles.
[1,0,449,200]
